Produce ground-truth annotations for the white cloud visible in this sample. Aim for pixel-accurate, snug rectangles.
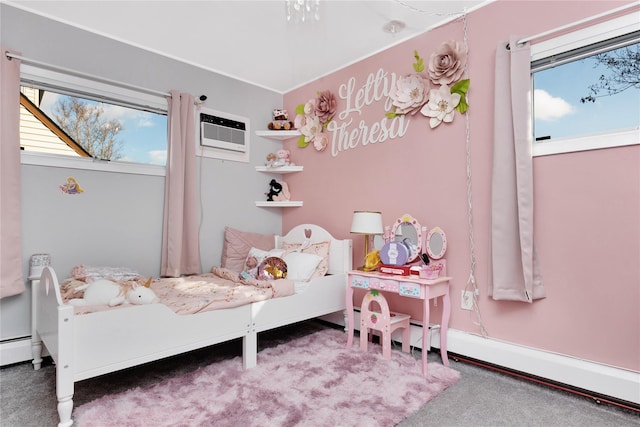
[102,104,140,122]
[534,89,575,121]
[137,118,155,127]
[149,150,167,165]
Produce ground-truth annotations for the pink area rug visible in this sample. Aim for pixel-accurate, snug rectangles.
[75,328,459,426]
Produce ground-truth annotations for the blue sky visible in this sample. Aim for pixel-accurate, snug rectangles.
[533,43,639,141]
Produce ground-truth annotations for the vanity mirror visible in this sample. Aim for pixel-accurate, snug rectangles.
[391,214,423,264]
[426,226,447,260]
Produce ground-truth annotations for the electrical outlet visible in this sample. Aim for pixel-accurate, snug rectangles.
[461,290,474,310]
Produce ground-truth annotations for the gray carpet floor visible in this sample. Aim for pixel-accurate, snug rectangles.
[1,320,638,427]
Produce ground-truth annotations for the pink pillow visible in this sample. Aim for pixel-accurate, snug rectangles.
[282,241,331,279]
[221,227,275,272]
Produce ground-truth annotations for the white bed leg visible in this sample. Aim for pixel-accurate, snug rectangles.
[243,329,257,370]
[57,395,73,427]
[343,310,349,333]
[31,334,43,370]
[30,277,43,370]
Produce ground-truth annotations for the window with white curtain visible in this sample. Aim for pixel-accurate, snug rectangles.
[19,64,167,176]
[531,13,639,156]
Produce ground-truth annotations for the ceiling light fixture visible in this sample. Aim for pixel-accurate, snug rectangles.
[285,0,321,23]
[383,20,406,34]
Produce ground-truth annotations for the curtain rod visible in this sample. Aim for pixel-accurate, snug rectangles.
[5,51,172,98]
[517,1,639,45]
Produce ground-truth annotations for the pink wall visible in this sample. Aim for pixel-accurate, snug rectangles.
[282,0,639,371]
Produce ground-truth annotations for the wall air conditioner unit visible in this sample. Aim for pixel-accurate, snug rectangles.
[198,108,250,163]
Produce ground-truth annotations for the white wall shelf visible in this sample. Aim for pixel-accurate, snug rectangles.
[255,201,303,207]
[254,130,304,207]
[255,130,301,140]
[255,165,303,174]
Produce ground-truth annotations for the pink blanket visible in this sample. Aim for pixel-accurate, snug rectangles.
[61,267,295,315]
[154,268,294,314]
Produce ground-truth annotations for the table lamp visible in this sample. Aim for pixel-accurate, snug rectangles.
[350,211,384,269]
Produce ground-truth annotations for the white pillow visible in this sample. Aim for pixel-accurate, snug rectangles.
[283,251,323,282]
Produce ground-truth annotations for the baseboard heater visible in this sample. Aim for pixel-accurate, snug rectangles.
[0,336,33,367]
[448,352,640,413]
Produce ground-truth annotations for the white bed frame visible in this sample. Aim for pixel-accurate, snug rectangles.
[31,224,352,427]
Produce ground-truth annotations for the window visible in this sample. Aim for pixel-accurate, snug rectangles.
[19,64,168,175]
[531,13,639,156]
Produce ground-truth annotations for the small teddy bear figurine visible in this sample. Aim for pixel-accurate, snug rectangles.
[267,108,294,130]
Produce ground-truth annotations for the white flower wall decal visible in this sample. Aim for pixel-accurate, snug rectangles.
[421,84,461,128]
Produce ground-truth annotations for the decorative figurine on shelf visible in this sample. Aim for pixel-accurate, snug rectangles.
[274,149,290,167]
[265,152,277,167]
[267,108,294,130]
[265,179,291,202]
[273,181,291,202]
[265,149,292,168]
[266,179,283,201]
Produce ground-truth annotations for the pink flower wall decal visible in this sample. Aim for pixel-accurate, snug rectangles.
[389,74,432,115]
[386,42,470,127]
[295,89,337,152]
[428,40,468,86]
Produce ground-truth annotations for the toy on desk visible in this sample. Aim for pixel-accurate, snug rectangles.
[267,108,294,130]
[420,263,443,279]
[380,241,410,266]
[363,249,381,272]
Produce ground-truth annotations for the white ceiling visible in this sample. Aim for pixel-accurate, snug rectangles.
[6,0,488,93]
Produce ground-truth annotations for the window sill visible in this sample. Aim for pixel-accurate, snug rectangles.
[20,151,166,176]
[533,127,639,157]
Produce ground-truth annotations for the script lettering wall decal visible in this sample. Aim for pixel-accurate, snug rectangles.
[329,68,410,157]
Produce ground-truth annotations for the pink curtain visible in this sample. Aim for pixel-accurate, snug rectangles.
[161,90,201,277]
[0,46,25,299]
[488,37,545,303]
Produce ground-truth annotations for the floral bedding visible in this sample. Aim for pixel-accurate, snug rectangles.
[60,266,295,315]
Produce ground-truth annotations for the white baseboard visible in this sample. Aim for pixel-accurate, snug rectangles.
[0,338,33,366]
[444,329,640,405]
[320,313,640,405]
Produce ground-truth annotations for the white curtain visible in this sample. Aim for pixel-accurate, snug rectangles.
[0,47,25,299]
[161,90,201,277]
[488,37,545,303]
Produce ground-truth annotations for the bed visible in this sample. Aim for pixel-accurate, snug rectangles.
[30,224,352,427]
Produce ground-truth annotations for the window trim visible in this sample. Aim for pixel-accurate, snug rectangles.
[20,64,168,174]
[532,127,639,157]
[530,12,640,157]
[20,151,166,176]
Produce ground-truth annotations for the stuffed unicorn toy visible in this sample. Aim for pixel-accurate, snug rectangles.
[68,278,158,307]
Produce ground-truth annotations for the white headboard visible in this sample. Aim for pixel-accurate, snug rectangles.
[275,224,352,275]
